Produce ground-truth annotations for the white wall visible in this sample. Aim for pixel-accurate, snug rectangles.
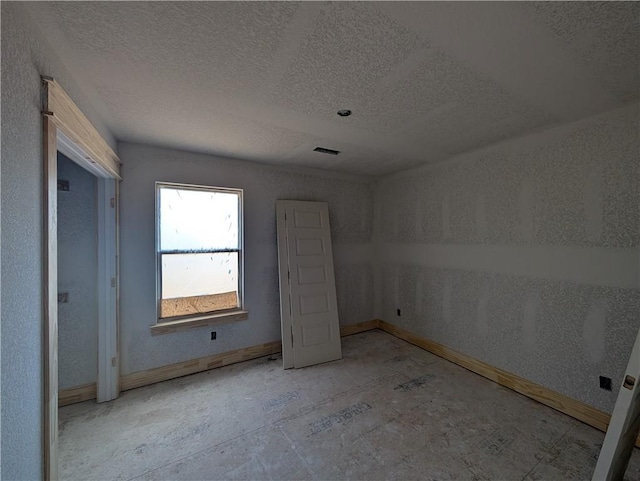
[0,4,115,478]
[118,142,374,375]
[374,103,640,413]
[1,3,636,477]
[57,154,98,389]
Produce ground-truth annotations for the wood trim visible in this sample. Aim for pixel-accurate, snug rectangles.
[43,77,121,179]
[59,318,640,450]
[42,76,121,478]
[340,319,380,337]
[43,116,59,481]
[122,320,379,393]
[121,340,283,391]
[59,384,97,407]
[378,320,640,448]
[58,321,380,407]
[150,310,249,335]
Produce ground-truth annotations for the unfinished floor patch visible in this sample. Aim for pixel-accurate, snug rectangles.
[58,330,640,480]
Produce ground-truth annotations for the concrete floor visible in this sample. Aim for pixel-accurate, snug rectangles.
[59,330,640,480]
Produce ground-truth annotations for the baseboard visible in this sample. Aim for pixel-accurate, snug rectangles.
[340,319,380,337]
[377,320,640,448]
[120,320,379,392]
[59,320,379,407]
[59,318,631,447]
[59,383,97,407]
[120,340,283,391]
[59,320,636,447]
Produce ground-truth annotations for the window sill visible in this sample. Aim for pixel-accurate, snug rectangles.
[150,310,249,335]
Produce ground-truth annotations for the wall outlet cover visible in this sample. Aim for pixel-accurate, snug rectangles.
[599,376,612,391]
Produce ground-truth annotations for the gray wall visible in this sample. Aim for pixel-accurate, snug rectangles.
[57,154,98,389]
[0,2,636,477]
[118,142,374,375]
[374,103,640,413]
[0,3,115,479]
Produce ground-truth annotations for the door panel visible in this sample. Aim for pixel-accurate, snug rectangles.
[295,238,325,256]
[293,209,324,228]
[276,200,342,369]
[297,264,327,285]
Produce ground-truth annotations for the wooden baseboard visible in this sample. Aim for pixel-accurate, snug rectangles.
[340,319,380,337]
[120,320,379,392]
[60,318,632,447]
[59,320,380,407]
[59,383,97,407]
[377,320,640,448]
[121,340,283,391]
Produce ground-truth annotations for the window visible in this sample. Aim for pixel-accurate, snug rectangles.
[156,182,243,324]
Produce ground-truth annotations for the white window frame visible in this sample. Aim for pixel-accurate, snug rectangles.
[153,181,246,333]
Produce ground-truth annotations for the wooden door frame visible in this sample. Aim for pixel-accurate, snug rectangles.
[43,116,58,481]
[42,77,122,481]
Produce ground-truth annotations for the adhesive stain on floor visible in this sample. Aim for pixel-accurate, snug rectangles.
[58,329,640,480]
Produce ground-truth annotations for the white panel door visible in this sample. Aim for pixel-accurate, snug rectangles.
[592,327,640,481]
[276,200,342,369]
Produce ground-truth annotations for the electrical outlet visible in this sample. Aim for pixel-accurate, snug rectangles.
[57,180,70,191]
[397,308,402,316]
[210,331,217,340]
[599,376,612,391]
[58,292,69,303]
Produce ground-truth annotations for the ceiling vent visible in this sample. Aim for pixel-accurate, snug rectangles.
[313,147,340,155]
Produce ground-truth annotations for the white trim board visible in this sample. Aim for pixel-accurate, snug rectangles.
[96,178,119,403]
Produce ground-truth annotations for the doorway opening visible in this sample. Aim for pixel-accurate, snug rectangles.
[43,77,121,480]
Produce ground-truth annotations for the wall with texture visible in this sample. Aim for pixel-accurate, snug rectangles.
[374,103,639,413]
[118,142,374,375]
[57,154,98,389]
[0,3,116,478]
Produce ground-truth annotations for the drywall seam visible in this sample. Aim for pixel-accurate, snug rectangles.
[332,244,374,264]
[378,244,639,289]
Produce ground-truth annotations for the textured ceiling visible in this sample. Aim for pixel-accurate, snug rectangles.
[25,1,639,176]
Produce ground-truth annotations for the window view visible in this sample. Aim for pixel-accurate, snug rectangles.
[157,183,242,320]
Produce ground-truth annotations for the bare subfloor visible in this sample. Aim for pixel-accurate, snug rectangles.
[60,330,640,480]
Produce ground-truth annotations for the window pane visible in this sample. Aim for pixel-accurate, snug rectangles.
[160,252,239,318]
[160,188,238,251]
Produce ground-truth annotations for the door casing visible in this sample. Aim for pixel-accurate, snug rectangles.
[42,77,121,481]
